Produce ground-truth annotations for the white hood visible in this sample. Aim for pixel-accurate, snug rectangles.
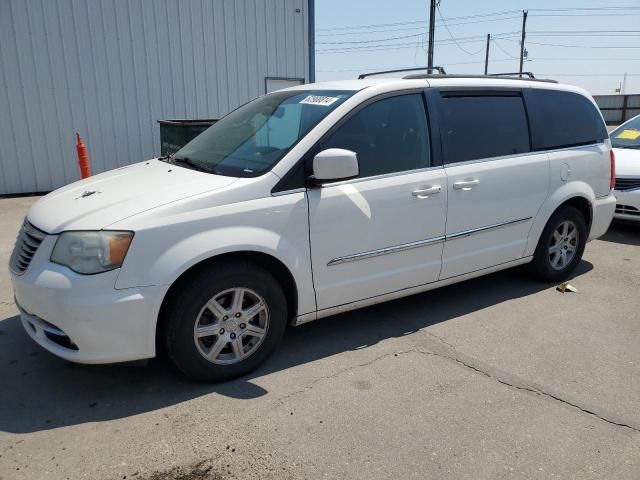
[28,159,238,233]
[614,148,640,177]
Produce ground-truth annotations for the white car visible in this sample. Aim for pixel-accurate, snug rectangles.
[9,75,615,381]
[610,115,640,221]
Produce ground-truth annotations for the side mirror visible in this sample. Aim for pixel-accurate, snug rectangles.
[311,148,359,184]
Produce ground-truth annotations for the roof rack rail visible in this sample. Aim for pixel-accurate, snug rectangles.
[402,73,558,84]
[488,72,536,79]
[358,66,446,79]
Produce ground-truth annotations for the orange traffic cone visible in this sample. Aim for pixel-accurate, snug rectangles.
[76,132,91,179]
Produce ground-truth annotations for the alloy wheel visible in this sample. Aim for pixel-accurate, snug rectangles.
[193,287,269,365]
[548,220,579,271]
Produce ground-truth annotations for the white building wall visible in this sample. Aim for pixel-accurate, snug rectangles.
[0,0,312,194]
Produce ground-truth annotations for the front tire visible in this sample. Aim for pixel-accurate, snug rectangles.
[162,262,287,382]
[531,205,587,282]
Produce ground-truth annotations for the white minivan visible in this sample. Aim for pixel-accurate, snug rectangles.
[10,74,616,381]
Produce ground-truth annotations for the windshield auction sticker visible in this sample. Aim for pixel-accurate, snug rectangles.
[300,95,340,106]
[615,129,640,140]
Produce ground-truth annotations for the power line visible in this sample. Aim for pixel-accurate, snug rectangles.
[317,32,519,49]
[501,38,640,49]
[316,6,639,32]
[319,31,640,46]
[317,20,425,32]
[528,6,638,12]
[317,58,520,73]
[316,9,521,31]
[316,30,640,54]
[527,29,640,34]
[317,33,514,49]
[316,16,526,37]
[437,5,485,56]
[316,12,640,37]
[316,33,424,45]
[316,36,519,54]
[531,12,640,17]
[492,39,520,59]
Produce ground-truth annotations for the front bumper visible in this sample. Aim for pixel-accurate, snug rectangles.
[613,189,640,222]
[10,235,169,364]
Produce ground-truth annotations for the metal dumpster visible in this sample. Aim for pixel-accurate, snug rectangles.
[158,119,217,156]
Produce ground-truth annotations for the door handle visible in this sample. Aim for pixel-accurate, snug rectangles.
[412,185,442,199]
[453,179,479,191]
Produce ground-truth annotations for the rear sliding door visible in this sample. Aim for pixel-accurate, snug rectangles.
[437,90,550,279]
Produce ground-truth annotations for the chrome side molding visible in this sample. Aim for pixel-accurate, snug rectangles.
[327,216,532,266]
[327,235,446,266]
[446,216,532,240]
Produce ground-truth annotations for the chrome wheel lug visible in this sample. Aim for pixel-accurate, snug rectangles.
[240,323,246,329]
[235,312,241,318]
[223,316,228,321]
[230,332,236,339]
[219,328,225,334]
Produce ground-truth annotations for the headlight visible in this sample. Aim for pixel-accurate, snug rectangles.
[51,231,134,274]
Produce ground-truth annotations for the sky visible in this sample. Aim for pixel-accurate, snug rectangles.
[314,0,640,94]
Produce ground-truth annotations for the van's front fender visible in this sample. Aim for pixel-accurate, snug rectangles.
[114,193,316,316]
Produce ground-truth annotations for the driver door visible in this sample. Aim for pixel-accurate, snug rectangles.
[307,92,447,310]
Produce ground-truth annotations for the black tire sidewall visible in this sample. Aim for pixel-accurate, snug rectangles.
[163,262,287,382]
[533,205,587,282]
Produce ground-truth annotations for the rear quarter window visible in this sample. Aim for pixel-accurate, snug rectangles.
[526,89,608,150]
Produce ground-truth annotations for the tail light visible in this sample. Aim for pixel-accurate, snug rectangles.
[610,149,616,191]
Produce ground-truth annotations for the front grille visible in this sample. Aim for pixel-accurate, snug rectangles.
[615,177,640,191]
[9,220,46,274]
[615,204,640,216]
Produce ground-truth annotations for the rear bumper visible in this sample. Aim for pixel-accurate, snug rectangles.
[589,194,616,240]
[11,260,168,364]
[613,189,640,222]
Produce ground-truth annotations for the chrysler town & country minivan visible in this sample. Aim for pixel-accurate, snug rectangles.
[10,74,616,381]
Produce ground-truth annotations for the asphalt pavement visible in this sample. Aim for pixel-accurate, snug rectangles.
[0,196,638,480]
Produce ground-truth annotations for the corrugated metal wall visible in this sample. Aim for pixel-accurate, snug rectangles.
[593,95,640,125]
[0,0,311,194]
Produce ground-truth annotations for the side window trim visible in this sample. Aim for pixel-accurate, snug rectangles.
[522,88,545,151]
[309,89,433,182]
[272,89,437,194]
[423,88,444,169]
[436,89,532,165]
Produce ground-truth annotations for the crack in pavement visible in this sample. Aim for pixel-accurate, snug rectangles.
[416,331,640,434]
[270,348,417,408]
[268,324,639,434]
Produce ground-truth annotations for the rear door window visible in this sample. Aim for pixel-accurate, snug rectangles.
[526,89,608,150]
[440,94,531,164]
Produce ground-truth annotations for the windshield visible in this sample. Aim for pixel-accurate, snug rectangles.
[174,90,354,177]
[611,115,640,149]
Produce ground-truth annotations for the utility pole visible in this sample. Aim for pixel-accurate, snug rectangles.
[427,0,436,71]
[484,34,490,75]
[519,10,528,77]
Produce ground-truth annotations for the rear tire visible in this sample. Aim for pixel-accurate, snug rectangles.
[161,262,287,382]
[531,205,587,282]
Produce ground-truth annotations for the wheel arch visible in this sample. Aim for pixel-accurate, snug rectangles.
[155,250,299,354]
[562,196,593,229]
[525,184,595,257]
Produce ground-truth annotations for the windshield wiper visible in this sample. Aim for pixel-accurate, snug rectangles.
[172,156,220,174]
